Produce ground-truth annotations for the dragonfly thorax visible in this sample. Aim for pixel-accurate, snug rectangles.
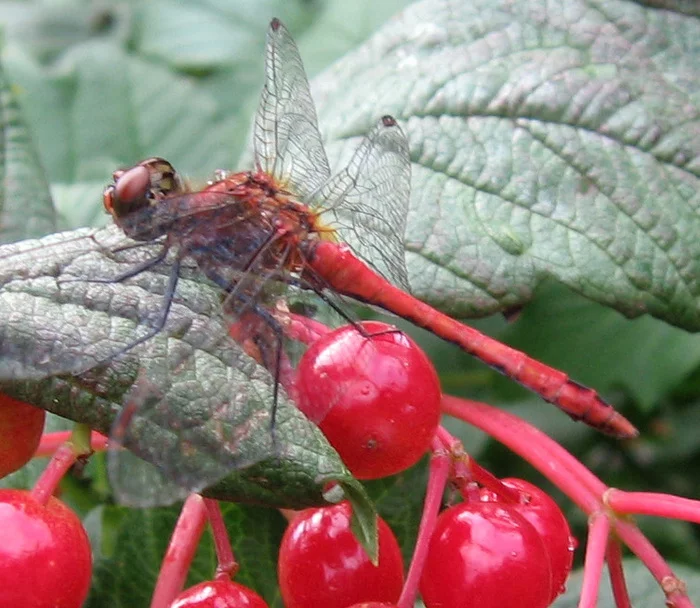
[177,171,325,293]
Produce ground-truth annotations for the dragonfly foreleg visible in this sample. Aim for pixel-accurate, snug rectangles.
[79,255,183,371]
[67,243,170,285]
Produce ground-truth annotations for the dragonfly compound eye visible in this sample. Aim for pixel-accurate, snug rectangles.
[103,158,183,220]
[104,164,152,219]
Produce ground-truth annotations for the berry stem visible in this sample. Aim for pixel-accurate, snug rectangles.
[34,431,108,458]
[442,395,695,607]
[606,540,632,608]
[30,423,94,504]
[579,512,610,608]
[278,508,298,523]
[605,490,700,524]
[441,394,605,512]
[435,426,521,503]
[150,494,208,608]
[203,498,238,580]
[283,312,331,344]
[613,519,693,608]
[30,443,78,504]
[397,438,450,608]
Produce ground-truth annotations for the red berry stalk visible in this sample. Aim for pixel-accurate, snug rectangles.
[442,395,698,608]
[151,495,269,608]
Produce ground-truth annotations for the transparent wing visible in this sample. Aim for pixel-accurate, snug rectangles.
[254,19,331,199]
[0,226,175,380]
[316,116,412,291]
[106,320,279,507]
[0,227,281,506]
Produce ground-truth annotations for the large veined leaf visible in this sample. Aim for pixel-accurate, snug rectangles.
[0,225,364,509]
[312,0,700,331]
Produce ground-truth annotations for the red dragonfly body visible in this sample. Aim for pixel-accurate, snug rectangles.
[97,18,637,502]
[105,149,636,439]
[308,240,636,437]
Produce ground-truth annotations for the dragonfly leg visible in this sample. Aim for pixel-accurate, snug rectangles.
[228,297,287,439]
[284,274,359,326]
[76,255,182,371]
[288,273,405,341]
[62,244,170,285]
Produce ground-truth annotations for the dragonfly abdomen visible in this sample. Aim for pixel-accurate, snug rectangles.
[309,240,638,439]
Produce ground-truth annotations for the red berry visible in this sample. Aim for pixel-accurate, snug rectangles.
[420,501,552,608]
[296,321,441,479]
[0,489,92,608]
[278,501,404,608]
[347,604,399,607]
[0,395,45,478]
[170,579,268,607]
[481,478,575,601]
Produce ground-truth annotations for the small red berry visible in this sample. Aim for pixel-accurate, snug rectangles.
[169,579,268,607]
[278,501,404,608]
[296,321,441,479]
[0,489,92,608]
[481,478,575,601]
[420,501,552,608]
[0,395,45,478]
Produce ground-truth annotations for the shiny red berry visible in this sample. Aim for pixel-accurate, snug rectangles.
[481,478,575,601]
[420,501,552,608]
[0,395,45,478]
[296,321,441,479]
[0,489,92,608]
[278,501,404,608]
[169,579,268,607]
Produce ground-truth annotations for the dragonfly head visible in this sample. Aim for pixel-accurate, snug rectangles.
[104,157,184,239]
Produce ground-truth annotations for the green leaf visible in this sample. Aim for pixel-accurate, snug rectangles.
[341,477,379,564]
[0,227,354,508]
[553,559,700,607]
[365,457,428,566]
[312,0,700,331]
[135,0,318,72]
[3,40,243,199]
[0,54,55,241]
[0,1,131,62]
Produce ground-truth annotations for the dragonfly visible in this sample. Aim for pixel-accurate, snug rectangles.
[0,19,636,504]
